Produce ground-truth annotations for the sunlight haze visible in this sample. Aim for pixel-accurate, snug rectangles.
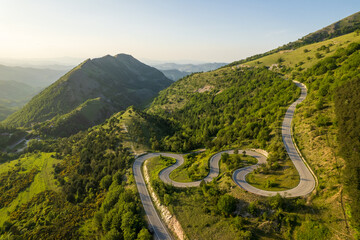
[1,0,359,63]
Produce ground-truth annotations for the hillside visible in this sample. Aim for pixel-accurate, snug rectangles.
[0,80,39,121]
[0,106,172,239]
[228,11,360,67]
[143,22,360,239]
[3,54,172,136]
[0,64,67,120]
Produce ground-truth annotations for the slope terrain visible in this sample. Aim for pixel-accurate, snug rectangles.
[0,64,67,120]
[0,80,38,121]
[140,20,360,240]
[154,62,228,81]
[3,54,172,136]
[229,11,360,67]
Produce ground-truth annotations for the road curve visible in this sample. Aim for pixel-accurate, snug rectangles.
[233,81,315,197]
[133,81,316,238]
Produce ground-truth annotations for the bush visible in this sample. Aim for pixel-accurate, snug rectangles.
[136,228,152,240]
[217,195,237,216]
[294,219,329,240]
[100,175,113,190]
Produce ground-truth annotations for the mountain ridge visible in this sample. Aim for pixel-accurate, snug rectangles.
[3,54,172,136]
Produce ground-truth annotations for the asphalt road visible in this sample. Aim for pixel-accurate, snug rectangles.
[233,81,316,197]
[133,153,173,240]
[133,81,316,239]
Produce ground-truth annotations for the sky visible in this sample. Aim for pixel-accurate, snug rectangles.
[0,0,359,64]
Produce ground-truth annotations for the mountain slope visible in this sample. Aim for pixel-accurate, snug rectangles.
[0,80,39,120]
[154,62,228,72]
[229,11,360,67]
[3,54,172,135]
[159,69,191,81]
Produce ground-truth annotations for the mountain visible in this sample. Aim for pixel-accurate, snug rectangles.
[0,80,39,121]
[153,62,228,81]
[159,69,191,81]
[229,11,360,67]
[154,62,227,73]
[0,64,67,88]
[0,65,68,120]
[3,54,172,136]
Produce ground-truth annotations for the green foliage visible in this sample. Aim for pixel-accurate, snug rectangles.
[100,175,113,190]
[294,219,329,240]
[150,67,299,152]
[217,194,237,216]
[0,168,38,208]
[221,153,257,172]
[3,190,102,239]
[335,77,360,233]
[136,228,152,240]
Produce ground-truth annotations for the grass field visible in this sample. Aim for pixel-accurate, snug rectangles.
[244,31,360,73]
[146,155,176,182]
[169,151,212,182]
[0,152,60,225]
[246,159,300,191]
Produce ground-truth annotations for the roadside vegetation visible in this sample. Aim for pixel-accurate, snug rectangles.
[292,41,360,237]
[147,155,329,239]
[169,151,212,182]
[246,152,299,191]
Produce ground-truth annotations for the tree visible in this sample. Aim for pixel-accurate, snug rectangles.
[217,194,237,216]
[315,52,323,59]
[277,57,285,64]
[100,175,113,190]
[164,194,171,206]
[136,228,152,240]
[103,229,122,240]
[221,153,230,164]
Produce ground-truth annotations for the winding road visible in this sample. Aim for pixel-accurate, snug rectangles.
[133,81,316,239]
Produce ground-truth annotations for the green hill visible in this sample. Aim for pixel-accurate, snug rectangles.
[228,11,360,67]
[143,14,360,239]
[3,54,172,136]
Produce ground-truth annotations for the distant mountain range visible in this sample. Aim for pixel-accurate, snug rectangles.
[3,54,172,137]
[0,65,68,120]
[0,64,68,88]
[153,62,227,81]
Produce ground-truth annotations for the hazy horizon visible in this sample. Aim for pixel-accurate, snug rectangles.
[1,0,359,64]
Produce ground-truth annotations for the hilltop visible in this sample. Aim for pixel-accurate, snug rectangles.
[3,54,172,136]
[229,11,360,67]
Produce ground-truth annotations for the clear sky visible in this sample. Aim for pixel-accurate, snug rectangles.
[1,0,359,63]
